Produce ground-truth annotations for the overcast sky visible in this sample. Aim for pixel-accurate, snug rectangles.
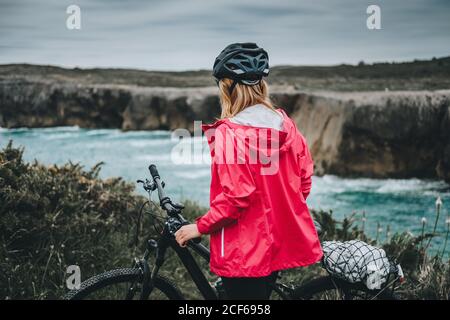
[0,0,449,70]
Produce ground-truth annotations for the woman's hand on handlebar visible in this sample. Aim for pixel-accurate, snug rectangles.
[175,224,202,247]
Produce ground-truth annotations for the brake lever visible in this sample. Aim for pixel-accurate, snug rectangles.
[172,202,185,210]
[137,179,158,192]
[163,202,182,215]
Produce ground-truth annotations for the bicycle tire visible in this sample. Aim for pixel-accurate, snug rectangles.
[63,268,184,300]
[291,276,397,300]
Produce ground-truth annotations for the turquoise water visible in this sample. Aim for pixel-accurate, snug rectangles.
[1,126,449,254]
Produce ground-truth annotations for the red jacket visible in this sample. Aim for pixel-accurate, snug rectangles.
[196,108,323,277]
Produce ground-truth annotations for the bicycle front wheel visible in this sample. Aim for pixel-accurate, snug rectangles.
[63,268,184,300]
[291,276,397,300]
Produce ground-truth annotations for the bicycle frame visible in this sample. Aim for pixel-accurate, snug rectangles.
[134,222,218,300]
[174,241,217,299]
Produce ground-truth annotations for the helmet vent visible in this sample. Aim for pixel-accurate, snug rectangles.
[213,42,269,84]
[225,63,237,70]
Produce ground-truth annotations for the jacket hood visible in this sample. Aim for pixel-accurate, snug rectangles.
[201,108,297,159]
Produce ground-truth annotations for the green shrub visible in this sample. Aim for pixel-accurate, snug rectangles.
[0,141,142,299]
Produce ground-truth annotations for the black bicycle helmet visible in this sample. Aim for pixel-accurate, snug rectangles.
[213,42,269,92]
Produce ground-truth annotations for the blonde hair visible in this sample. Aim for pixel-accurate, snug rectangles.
[218,78,274,119]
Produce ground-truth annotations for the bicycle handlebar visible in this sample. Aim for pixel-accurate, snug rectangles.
[148,164,201,244]
[149,164,160,180]
[148,165,167,208]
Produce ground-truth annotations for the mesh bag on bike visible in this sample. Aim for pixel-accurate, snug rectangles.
[321,240,391,290]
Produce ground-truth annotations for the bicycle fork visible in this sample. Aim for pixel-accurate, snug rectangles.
[124,238,164,300]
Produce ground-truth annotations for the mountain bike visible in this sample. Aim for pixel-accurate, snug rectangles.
[64,164,404,300]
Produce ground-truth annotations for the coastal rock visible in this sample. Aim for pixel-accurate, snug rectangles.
[292,91,450,181]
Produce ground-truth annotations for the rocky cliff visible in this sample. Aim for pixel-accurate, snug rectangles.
[0,78,298,131]
[290,91,450,182]
[1,66,449,182]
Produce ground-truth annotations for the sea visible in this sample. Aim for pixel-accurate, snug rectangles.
[1,126,449,254]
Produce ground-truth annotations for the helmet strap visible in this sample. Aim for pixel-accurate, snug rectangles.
[229,80,238,95]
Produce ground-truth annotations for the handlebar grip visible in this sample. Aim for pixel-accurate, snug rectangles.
[149,164,160,179]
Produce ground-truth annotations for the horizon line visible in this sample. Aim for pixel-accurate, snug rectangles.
[1,55,448,73]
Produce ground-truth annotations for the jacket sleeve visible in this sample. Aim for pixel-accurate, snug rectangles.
[299,135,314,200]
[196,127,256,234]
